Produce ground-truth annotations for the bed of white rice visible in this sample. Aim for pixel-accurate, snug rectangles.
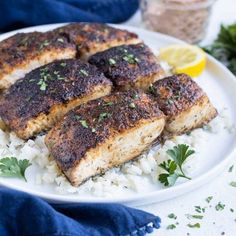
[0,107,233,197]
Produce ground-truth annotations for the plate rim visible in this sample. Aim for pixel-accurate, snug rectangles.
[0,23,236,206]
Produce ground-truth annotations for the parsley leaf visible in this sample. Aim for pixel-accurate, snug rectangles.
[202,23,236,75]
[228,165,234,172]
[166,224,176,230]
[0,157,31,181]
[98,112,110,122]
[187,223,201,228]
[158,144,194,186]
[206,196,213,203]
[129,102,136,109]
[79,120,88,128]
[103,102,113,106]
[185,214,204,220]
[108,58,116,66]
[215,202,225,211]
[80,69,89,76]
[230,181,236,187]
[57,38,64,43]
[168,213,177,219]
[166,144,195,171]
[194,206,206,213]
[122,54,139,64]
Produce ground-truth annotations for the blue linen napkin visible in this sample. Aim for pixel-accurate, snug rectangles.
[0,187,161,236]
[0,0,139,32]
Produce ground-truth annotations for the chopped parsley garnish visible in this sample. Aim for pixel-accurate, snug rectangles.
[166,224,176,230]
[75,116,89,128]
[37,79,47,91]
[168,213,177,219]
[129,102,136,109]
[37,67,65,90]
[37,67,51,90]
[215,202,225,211]
[39,40,50,49]
[158,144,194,186]
[122,54,139,64]
[98,112,110,122]
[79,120,88,128]
[57,75,65,80]
[92,128,96,133]
[19,36,29,47]
[185,214,203,220]
[80,69,89,76]
[0,157,31,182]
[166,99,174,105]
[57,38,64,43]
[230,208,234,213]
[230,181,236,187]
[194,206,205,214]
[202,23,236,75]
[60,62,67,67]
[53,71,65,80]
[103,102,113,106]
[187,223,201,228]
[75,115,81,120]
[148,84,155,94]
[108,58,116,66]
[228,165,234,172]
[133,94,139,100]
[206,196,213,203]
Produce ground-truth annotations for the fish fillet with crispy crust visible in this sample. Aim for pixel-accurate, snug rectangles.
[89,43,165,90]
[54,23,142,59]
[0,59,112,139]
[150,73,217,135]
[45,90,165,186]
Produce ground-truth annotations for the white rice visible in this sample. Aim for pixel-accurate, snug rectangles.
[0,107,233,197]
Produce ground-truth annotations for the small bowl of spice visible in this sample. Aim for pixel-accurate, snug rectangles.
[140,0,216,43]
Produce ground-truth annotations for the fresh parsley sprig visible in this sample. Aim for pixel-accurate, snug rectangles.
[0,157,31,182]
[159,144,195,186]
[202,23,236,75]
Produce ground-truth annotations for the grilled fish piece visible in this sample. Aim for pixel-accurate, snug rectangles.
[45,90,165,187]
[0,59,112,139]
[0,31,76,90]
[150,73,217,135]
[88,43,165,90]
[54,23,142,59]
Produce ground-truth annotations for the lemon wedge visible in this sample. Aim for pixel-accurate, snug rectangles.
[159,44,206,77]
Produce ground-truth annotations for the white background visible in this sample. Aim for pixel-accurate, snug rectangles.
[126,0,236,235]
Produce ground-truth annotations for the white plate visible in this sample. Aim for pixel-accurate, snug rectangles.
[0,24,236,206]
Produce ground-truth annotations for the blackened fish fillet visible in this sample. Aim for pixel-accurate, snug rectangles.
[45,90,165,186]
[89,43,165,90]
[54,23,142,59]
[0,31,76,90]
[0,59,112,139]
[150,73,217,135]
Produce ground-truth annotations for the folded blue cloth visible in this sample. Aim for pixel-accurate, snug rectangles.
[0,187,161,236]
[0,0,139,32]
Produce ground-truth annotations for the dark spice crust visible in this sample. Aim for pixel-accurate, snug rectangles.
[150,73,205,116]
[88,43,163,87]
[53,23,139,55]
[0,31,75,73]
[0,59,112,129]
[45,90,164,171]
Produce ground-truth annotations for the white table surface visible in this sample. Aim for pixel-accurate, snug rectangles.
[126,0,236,235]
